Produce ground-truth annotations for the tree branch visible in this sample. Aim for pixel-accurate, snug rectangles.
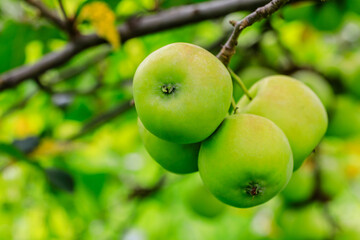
[0,0,270,92]
[57,0,79,37]
[24,0,67,30]
[217,0,290,66]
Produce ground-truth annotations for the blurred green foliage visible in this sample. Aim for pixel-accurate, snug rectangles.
[0,0,360,239]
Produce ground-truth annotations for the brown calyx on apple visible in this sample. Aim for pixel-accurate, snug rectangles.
[245,182,262,197]
[161,83,176,95]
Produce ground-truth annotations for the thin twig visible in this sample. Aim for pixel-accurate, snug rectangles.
[58,0,79,37]
[58,0,68,20]
[24,0,67,30]
[217,0,290,66]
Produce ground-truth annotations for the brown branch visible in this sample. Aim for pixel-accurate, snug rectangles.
[24,0,67,30]
[217,0,290,66]
[1,50,109,118]
[0,0,270,92]
[57,0,79,37]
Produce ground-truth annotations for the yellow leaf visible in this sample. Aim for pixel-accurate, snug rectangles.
[79,2,120,50]
[29,139,79,158]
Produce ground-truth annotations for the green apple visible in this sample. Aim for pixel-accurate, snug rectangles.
[327,95,360,138]
[277,203,332,240]
[237,75,328,171]
[292,70,335,110]
[281,159,315,204]
[199,113,293,208]
[138,120,200,174]
[186,183,226,218]
[133,42,232,144]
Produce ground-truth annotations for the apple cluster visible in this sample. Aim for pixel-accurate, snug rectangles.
[133,43,328,208]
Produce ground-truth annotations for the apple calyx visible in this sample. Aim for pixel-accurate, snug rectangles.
[161,84,176,95]
[245,182,262,197]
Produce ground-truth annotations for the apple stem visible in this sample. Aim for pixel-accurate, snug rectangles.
[228,68,253,101]
[231,97,238,114]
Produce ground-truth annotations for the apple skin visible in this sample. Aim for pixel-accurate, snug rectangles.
[138,120,200,174]
[199,113,293,208]
[133,42,232,144]
[281,159,315,204]
[292,70,335,111]
[237,75,328,171]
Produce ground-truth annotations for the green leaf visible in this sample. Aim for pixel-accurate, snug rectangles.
[45,168,75,193]
[12,136,40,154]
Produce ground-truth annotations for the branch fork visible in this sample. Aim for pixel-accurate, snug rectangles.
[217,0,290,66]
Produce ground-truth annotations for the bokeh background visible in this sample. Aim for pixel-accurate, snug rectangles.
[1,0,360,239]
